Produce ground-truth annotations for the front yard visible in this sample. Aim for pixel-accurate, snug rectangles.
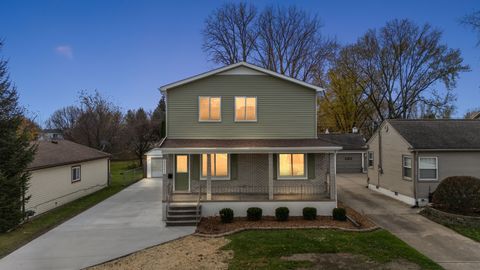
[92,229,442,270]
[0,160,142,259]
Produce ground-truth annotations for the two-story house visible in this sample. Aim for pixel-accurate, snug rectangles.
[145,62,341,225]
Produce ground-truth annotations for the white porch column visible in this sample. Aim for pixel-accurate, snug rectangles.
[268,153,273,200]
[329,152,337,200]
[206,154,212,200]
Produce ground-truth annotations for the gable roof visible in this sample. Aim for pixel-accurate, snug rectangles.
[159,62,325,92]
[317,133,367,151]
[28,140,111,170]
[387,119,480,150]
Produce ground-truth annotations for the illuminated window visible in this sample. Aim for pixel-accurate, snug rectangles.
[235,96,257,121]
[278,154,306,179]
[176,155,188,173]
[201,153,229,179]
[199,96,221,121]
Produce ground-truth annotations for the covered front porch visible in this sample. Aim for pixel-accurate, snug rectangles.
[146,139,341,204]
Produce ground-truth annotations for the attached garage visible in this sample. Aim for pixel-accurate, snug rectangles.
[336,153,364,173]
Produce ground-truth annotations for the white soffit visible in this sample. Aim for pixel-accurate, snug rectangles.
[217,66,266,75]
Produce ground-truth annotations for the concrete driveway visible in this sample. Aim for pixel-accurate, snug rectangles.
[338,174,480,270]
[0,178,195,270]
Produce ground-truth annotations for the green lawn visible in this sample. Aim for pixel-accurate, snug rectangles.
[444,225,480,243]
[0,160,142,259]
[223,229,442,270]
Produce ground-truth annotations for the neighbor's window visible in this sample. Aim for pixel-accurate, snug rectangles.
[71,166,81,183]
[419,157,438,180]
[235,96,257,121]
[278,154,306,179]
[368,151,374,168]
[402,156,412,179]
[201,153,229,179]
[199,96,221,121]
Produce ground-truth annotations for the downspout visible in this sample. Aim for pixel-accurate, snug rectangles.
[377,126,383,187]
[412,150,418,207]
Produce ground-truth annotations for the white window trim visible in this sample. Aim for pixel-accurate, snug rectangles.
[368,151,374,168]
[71,165,81,183]
[200,153,231,180]
[234,96,258,122]
[418,156,438,181]
[402,155,412,180]
[198,96,222,122]
[277,153,308,180]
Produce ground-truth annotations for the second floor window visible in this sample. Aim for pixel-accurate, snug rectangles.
[235,96,257,121]
[199,96,221,121]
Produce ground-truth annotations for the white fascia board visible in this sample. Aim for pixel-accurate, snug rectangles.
[159,62,325,92]
[159,146,342,154]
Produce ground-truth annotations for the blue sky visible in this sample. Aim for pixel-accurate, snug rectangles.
[1,0,479,124]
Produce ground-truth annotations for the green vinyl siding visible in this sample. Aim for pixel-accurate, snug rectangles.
[166,75,316,139]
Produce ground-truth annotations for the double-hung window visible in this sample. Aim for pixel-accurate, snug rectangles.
[235,96,257,121]
[201,153,230,180]
[71,166,81,183]
[402,156,412,179]
[419,157,438,181]
[278,154,306,179]
[368,151,374,168]
[199,96,221,121]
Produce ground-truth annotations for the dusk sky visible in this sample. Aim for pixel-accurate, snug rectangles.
[1,0,479,125]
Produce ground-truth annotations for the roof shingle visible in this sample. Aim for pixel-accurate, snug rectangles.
[388,119,480,150]
[28,140,111,170]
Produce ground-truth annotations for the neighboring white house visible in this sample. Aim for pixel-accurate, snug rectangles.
[25,140,111,216]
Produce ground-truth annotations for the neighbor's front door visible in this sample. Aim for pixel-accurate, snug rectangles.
[175,155,189,192]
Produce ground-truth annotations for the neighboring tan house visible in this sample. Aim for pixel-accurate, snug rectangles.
[26,140,111,216]
[317,133,367,173]
[471,111,480,120]
[366,119,480,206]
[146,62,342,225]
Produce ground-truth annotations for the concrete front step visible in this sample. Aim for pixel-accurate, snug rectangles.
[165,220,199,226]
[166,203,202,226]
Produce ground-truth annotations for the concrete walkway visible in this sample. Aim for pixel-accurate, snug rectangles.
[0,178,195,270]
[337,174,480,270]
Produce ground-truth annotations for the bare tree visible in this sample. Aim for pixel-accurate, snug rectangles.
[461,10,480,45]
[124,108,160,165]
[47,91,123,153]
[202,2,257,65]
[46,106,80,139]
[339,19,469,121]
[255,6,336,83]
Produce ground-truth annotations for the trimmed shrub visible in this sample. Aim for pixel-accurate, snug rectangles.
[247,207,262,221]
[275,207,289,221]
[219,208,234,223]
[303,207,317,220]
[432,176,480,215]
[332,207,347,221]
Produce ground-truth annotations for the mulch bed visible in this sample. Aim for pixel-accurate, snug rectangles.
[196,205,377,236]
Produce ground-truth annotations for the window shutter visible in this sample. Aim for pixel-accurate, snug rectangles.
[230,154,238,180]
[191,154,200,180]
[308,153,315,179]
[273,154,277,180]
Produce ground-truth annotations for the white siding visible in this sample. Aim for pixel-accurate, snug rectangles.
[25,158,109,216]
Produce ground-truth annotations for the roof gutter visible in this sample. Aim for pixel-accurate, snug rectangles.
[408,148,480,152]
[159,146,342,154]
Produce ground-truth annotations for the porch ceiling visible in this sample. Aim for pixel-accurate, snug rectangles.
[156,138,342,154]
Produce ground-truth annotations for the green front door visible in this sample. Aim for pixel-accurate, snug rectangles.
[175,155,189,191]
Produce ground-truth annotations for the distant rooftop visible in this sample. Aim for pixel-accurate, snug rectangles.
[317,133,366,151]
